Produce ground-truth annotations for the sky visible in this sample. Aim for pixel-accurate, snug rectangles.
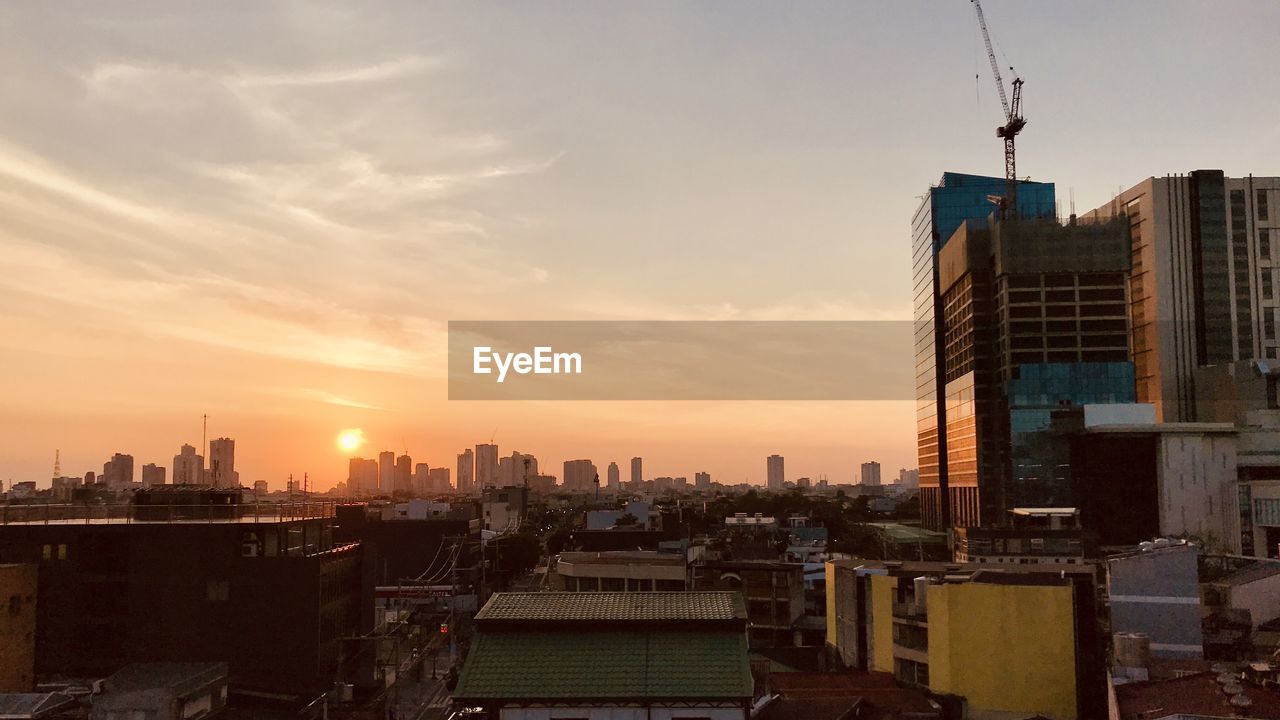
[1,1,1278,490]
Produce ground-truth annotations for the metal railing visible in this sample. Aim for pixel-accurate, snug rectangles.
[0,500,337,525]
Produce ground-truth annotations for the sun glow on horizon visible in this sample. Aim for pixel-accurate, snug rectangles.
[337,428,365,454]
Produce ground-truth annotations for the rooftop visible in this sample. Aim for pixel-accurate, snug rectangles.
[557,551,684,566]
[1115,671,1280,720]
[0,694,77,720]
[102,662,227,696]
[475,591,745,624]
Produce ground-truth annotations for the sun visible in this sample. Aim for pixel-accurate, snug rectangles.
[337,428,365,454]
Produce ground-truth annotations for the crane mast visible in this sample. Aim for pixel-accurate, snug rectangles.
[972,0,1026,216]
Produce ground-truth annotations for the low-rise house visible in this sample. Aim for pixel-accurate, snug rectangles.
[453,592,753,719]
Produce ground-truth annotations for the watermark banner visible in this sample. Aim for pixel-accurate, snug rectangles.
[448,321,915,400]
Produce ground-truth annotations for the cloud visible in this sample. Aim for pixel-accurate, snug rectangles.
[229,55,441,88]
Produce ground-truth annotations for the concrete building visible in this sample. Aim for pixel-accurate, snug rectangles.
[860,461,881,486]
[428,467,450,493]
[90,663,227,720]
[482,486,527,533]
[606,461,620,490]
[898,468,919,490]
[394,453,412,493]
[953,507,1086,565]
[0,564,36,692]
[412,462,431,495]
[825,558,1103,720]
[1106,541,1204,661]
[630,456,643,487]
[140,463,165,487]
[102,452,134,488]
[453,592,753,719]
[553,551,687,592]
[346,457,379,497]
[457,448,475,494]
[171,445,203,485]
[1082,171,1280,422]
[912,172,1058,532]
[695,471,711,490]
[767,454,784,491]
[206,438,237,489]
[563,459,599,494]
[475,443,499,491]
[377,450,395,494]
[0,492,366,694]
[696,561,804,648]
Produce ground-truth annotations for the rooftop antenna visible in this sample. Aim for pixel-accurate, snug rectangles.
[53,449,61,478]
[202,414,208,458]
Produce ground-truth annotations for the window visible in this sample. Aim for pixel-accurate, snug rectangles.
[1259,189,1270,221]
[8,595,20,615]
[206,580,230,602]
[57,544,67,560]
[41,545,51,561]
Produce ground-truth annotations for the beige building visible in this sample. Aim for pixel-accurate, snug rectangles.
[1082,172,1280,422]
[552,551,687,592]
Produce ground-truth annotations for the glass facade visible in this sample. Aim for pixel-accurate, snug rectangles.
[1006,362,1136,508]
[912,173,1055,530]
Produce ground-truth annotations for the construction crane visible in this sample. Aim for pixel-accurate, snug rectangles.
[972,0,1026,216]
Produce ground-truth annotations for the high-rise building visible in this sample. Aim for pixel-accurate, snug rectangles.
[172,444,203,485]
[475,444,499,491]
[378,451,395,494]
[630,457,643,487]
[695,471,711,490]
[1081,171,1280,421]
[607,462,620,490]
[208,437,238,489]
[898,468,920,490]
[499,452,537,487]
[413,462,431,494]
[563,459,599,493]
[347,457,380,496]
[859,461,881,486]
[766,455,784,490]
[929,211,1134,527]
[141,463,165,487]
[457,449,475,494]
[395,454,412,493]
[102,453,134,487]
[912,172,1057,530]
[428,467,451,492]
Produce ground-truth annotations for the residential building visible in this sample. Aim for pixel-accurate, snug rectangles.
[825,558,1104,720]
[206,438,237,489]
[898,468,919,490]
[755,672,942,720]
[860,461,881,486]
[378,450,395,494]
[457,448,475,494]
[0,490,366,694]
[394,453,412,493]
[428,467,450,493]
[767,454,784,490]
[171,445,203,485]
[562,459,599,494]
[0,564,36,692]
[412,462,431,495]
[953,507,1086,565]
[453,592,753,719]
[102,453,134,488]
[482,486,527,533]
[606,461,620,490]
[140,463,165,487]
[696,471,711,490]
[912,172,1058,531]
[475,443,499,491]
[1081,171,1280,422]
[630,456,642,487]
[50,476,80,501]
[553,551,687,592]
[1106,541,1204,661]
[346,458,379,497]
[695,561,804,648]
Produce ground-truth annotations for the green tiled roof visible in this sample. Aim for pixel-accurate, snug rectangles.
[453,630,752,701]
[475,592,746,623]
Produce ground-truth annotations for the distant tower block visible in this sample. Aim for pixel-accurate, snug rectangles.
[53,449,61,478]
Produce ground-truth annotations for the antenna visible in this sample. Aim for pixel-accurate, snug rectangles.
[489,428,498,444]
[202,414,208,459]
[53,449,61,478]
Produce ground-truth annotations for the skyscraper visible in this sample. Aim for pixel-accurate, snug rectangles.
[1082,171,1280,421]
[860,461,881,486]
[378,451,395,495]
[606,462,620,490]
[141,463,165,487]
[475,444,499,491]
[695,471,711,490]
[208,437,237,489]
[630,457,643,487]
[428,467,451,492]
[395,454,412,493]
[912,172,1057,530]
[766,455,784,490]
[102,453,134,487]
[457,449,475,494]
[413,462,431,494]
[563,459,598,493]
[172,444,203,485]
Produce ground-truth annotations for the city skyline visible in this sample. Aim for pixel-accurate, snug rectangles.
[2,2,1278,487]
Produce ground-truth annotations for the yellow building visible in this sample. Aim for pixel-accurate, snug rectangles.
[0,564,38,692]
[827,559,1102,720]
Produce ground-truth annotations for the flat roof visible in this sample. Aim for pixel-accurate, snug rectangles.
[1011,507,1078,516]
[1082,423,1236,435]
[476,591,745,623]
[558,551,684,566]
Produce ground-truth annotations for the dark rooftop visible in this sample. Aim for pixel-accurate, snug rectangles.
[102,662,227,698]
[0,694,77,720]
[1115,671,1280,720]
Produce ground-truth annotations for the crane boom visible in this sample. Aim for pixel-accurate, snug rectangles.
[972,0,1009,120]
[971,0,1027,216]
